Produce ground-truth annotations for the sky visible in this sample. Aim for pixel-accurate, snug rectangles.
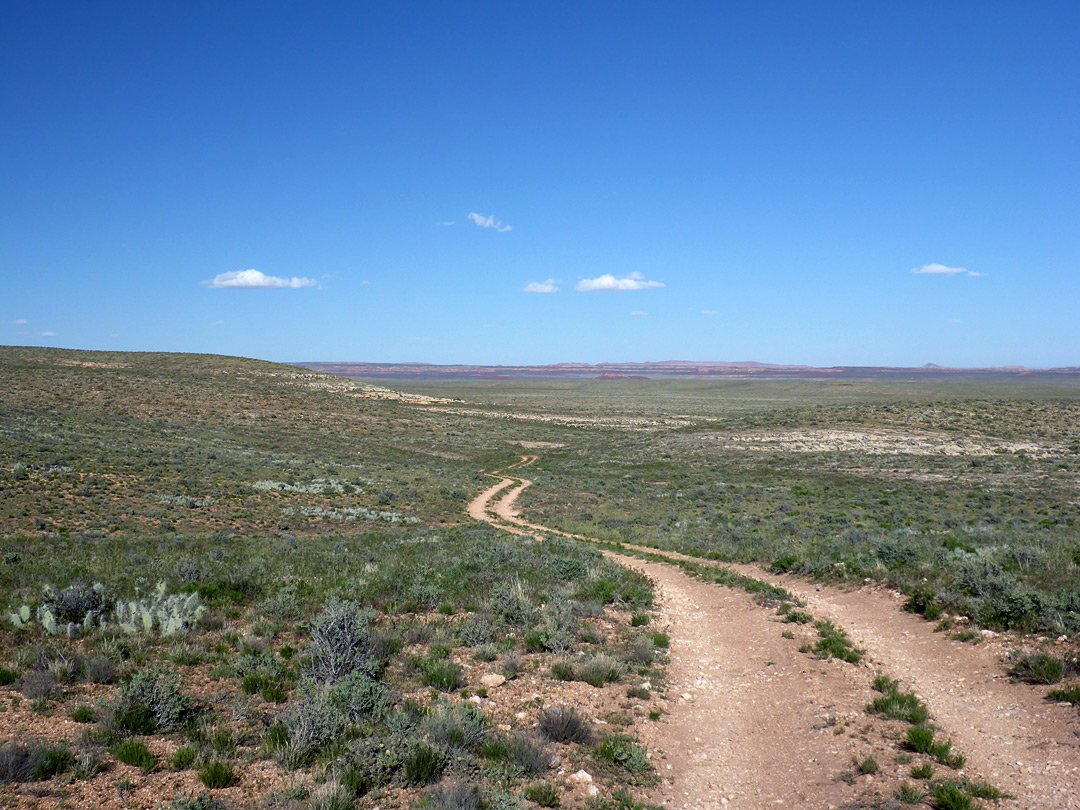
[2,2,1078,368]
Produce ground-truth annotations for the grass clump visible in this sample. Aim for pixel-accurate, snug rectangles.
[114,738,157,772]
[911,762,933,779]
[0,740,75,782]
[525,782,561,807]
[70,705,97,723]
[929,782,974,810]
[1007,651,1069,684]
[857,756,878,774]
[895,782,924,804]
[1046,683,1080,704]
[867,677,930,725]
[198,759,238,789]
[538,705,591,744]
[403,742,445,785]
[577,654,625,688]
[811,621,862,664]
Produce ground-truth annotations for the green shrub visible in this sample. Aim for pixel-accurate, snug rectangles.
[171,745,200,770]
[630,613,649,627]
[895,782,924,804]
[0,740,75,782]
[905,726,935,754]
[70,705,96,723]
[549,660,575,681]
[0,668,18,686]
[783,610,812,624]
[117,668,191,733]
[331,671,389,721]
[115,738,157,772]
[403,742,445,785]
[484,731,550,777]
[420,658,463,692]
[525,782,561,807]
[929,782,974,810]
[1046,683,1080,704]
[577,654,624,688]
[423,702,489,753]
[866,682,930,725]
[199,760,238,789]
[858,757,878,774]
[911,762,933,779]
[1008,651,1067,684]
[811,621,862,664]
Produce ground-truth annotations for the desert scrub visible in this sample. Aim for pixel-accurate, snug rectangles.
[273,679,347,768]
[115,667,192,733]
[422,702,489,753]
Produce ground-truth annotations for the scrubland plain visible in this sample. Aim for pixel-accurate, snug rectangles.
[1,346,1078,809]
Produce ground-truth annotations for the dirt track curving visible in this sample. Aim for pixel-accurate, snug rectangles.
[467,457,1080,810]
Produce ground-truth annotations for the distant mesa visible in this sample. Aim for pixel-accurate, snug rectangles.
[294,360,1073,381]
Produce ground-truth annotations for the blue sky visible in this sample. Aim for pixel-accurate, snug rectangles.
[2,2,1078,367]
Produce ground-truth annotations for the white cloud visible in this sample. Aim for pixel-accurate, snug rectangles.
[41,331,57,337]
[966,271,986,277]
[11,319,27,325]
[949,318,962,323]
[524,279,560,294]
[911,263,970,276]
[467,212,512,232]
[212,320,225,326]
[631,310,648,316]
[700,310,718,315]
[203,269,318,289]
[575,272,664,292]
[437,221,456,227]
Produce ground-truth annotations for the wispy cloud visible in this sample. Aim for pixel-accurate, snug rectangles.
[10,319,27,325]
[575,272,664,292]
[911,263,983,277]
[41,331,57,337]
[437,221,456,227]
[631,310,648,316]
[523,279,560,294]
[203,269,318,289]
[212,320,225,326]
[700,310,718,316]
[467,212,512,232]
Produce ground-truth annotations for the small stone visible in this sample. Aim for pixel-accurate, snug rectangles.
[588,785,599,797]
[468,695,482,704]
[571,769,593,784]
[481,673,506,688]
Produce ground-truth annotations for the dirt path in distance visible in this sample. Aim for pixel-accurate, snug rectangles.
[467,457,1080,810]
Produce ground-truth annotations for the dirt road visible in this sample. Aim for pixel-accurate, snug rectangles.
[467,458,1080,809]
